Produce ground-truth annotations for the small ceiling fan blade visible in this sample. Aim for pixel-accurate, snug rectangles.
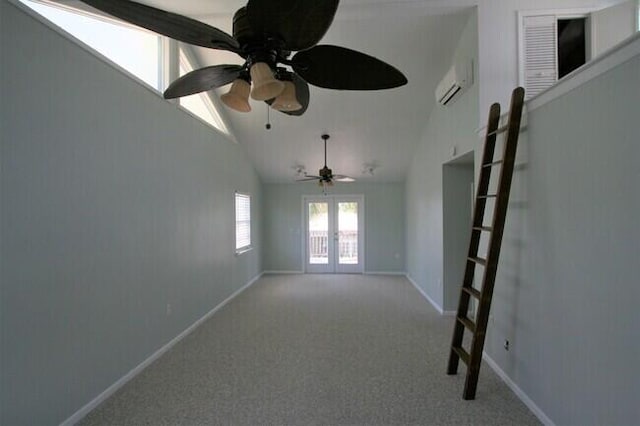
[246,0,339,51]
[164,65,243,99]
[266,73,310,116]
[78,0,242,54]
[333,175,355,182]
[292,45,408,90]
[296,176,321,181]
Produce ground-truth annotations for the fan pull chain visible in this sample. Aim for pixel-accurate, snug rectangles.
[265,105,272,130]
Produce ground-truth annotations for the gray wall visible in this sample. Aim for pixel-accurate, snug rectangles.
[0,3,262,424]
[591,0,638,57]
[405,10,479,310]
[263,183,405,273]
[485,53,640,425]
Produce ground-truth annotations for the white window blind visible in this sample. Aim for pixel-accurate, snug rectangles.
[235,193,251,251]
[522,15,558,99]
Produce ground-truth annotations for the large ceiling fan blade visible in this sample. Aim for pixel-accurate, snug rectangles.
[78,0,242,53]
[246,0,339,51]
[292,45,408,90]
[164,65,243,99]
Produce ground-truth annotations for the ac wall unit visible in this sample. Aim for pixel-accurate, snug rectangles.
[435,63,470,106]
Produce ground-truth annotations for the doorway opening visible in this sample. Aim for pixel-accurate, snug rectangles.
[443,152,475,313]
[304,195,364,273]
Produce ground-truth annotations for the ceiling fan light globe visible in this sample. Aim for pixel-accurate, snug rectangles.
[249,62,285,101]
[221,79,252,112]
[271,81,302,112]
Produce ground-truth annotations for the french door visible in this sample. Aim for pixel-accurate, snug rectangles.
[304,195,364,273]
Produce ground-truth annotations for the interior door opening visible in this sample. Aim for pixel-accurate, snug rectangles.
[304,195,364,273]
[443,152,475,312]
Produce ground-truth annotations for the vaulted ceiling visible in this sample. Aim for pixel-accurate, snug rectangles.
[73,0,475,183]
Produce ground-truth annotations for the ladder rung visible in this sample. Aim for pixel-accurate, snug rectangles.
[452,346,470,366]
[473,226,493,232]
[462,286,481,299]
[486,124,509,137]
[478,194,497,199]
[483,160,503,168]
[457,316,477,332]
[468,256,487,266]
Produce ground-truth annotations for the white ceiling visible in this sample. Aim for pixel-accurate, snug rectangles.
[75,0,474,183]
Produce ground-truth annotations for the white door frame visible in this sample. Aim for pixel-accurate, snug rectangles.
[303,195,364,274]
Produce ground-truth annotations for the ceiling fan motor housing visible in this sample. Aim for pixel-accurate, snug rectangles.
[320,166,332,180]
[232,7,285,70]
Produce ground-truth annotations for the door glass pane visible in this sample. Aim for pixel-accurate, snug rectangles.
[338,202,358,265]
[308,202,328,264]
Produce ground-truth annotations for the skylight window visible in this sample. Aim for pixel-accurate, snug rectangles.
[20,0,162,90]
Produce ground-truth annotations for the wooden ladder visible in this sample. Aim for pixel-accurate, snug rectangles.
[446,87,525,400]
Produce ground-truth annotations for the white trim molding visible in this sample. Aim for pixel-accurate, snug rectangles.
[405,274,445,315]
[482,352,556,426]
[60,273,263,426]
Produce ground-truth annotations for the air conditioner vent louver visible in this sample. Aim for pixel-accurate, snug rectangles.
[435,63,469,106]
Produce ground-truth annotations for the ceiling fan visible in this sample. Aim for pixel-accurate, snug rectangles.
[77,0,408,116]
[297,134,354,191]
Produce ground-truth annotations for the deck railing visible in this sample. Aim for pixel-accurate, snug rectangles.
[309,230,358,263]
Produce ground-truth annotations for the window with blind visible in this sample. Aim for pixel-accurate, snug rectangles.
[235,193,251,252]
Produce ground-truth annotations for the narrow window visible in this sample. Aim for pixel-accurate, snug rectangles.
[178,48,230,135]
[235,193,251,253]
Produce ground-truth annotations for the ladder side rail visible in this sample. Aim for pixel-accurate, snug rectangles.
[447,102,501,375]
[462,87,526,399]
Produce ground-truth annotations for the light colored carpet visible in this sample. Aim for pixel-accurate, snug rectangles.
[78,274,540,425]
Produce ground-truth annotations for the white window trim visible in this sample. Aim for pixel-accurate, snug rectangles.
[235,192,252,255]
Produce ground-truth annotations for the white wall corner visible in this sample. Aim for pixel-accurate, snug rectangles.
[405,274,445,315]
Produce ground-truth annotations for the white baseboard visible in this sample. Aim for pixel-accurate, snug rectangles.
[405,274,445,315]
[482,352,555,426]
[364,271,406,276]
[263,270,303,274]
[60,273,263,426]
